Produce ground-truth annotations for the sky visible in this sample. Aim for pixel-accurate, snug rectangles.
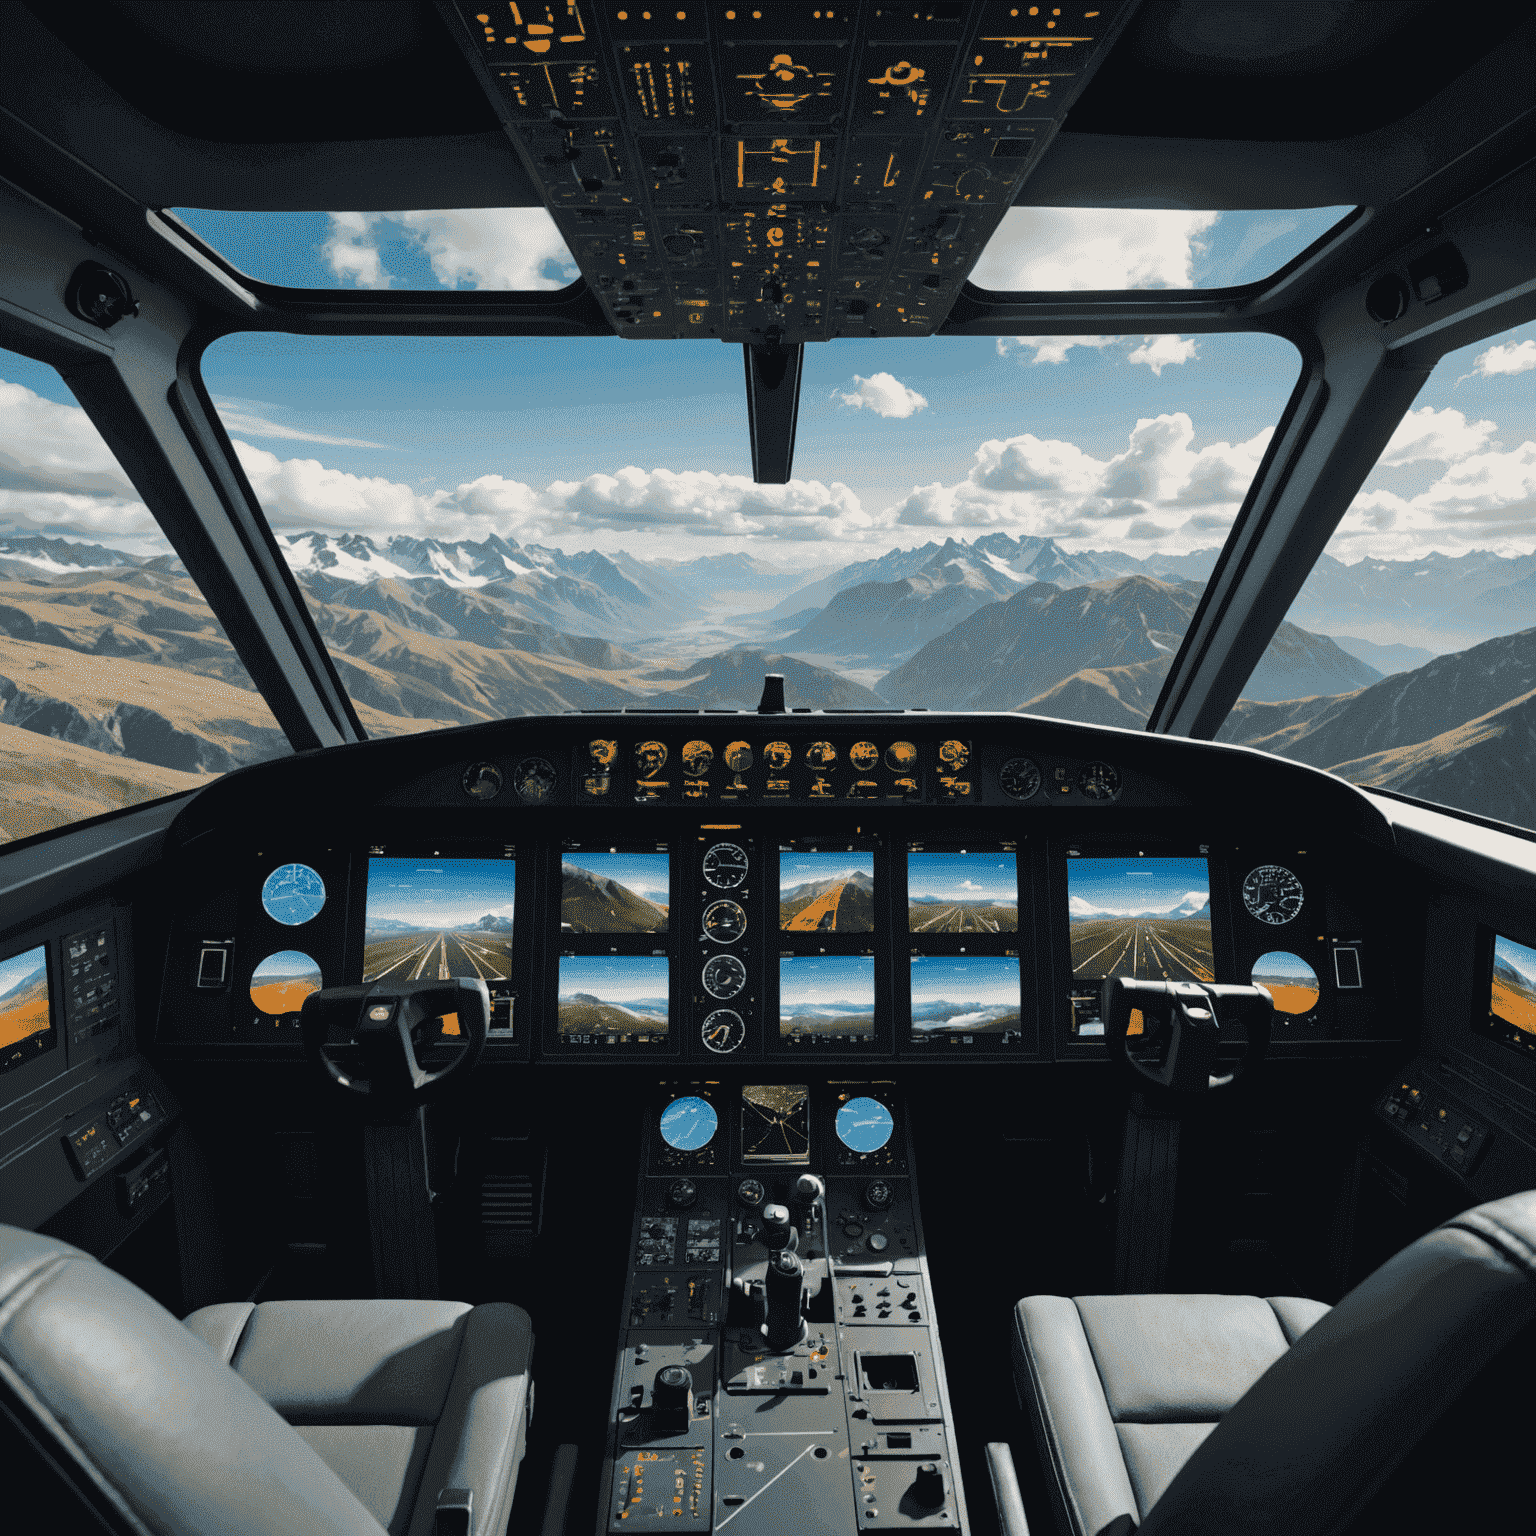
[563,852,669,905]
[364,856,516,929]
[250,950,322,984]
[779,955,875,1009]
[1067,857,1210,917]
[1251,951,1319,986]
[558,954,669,1006]
[0,945,46,1003]
[780,851,875,895]
[907,851,1018,905]
[2,206,1531,570]
[909,956,1021,1007]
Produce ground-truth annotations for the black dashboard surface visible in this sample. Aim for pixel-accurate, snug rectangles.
[151,711,1405,1066]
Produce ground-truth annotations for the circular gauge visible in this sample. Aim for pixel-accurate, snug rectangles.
[261,863,326,926]
[703,842,749,889]
[1243,865,1305,925]
[764,741,792,772]
[1077,761,1121,801]
[885,740,917,772]
[1000,756,1042,800]
[462,762,503,801]
[702,899,747,943]
[725,740,754,773]
[835,1096,894,1154]
[805,740,837,769]
[700,1009,747,1054]
[512,757,557,803]
[682,740,714,777]
[250,950,321,1015]
[587,738,617,769]
[634,740,667,778]
[1252,951,1320,1015]
[702,952,747,999]
[939,738,970,771]
[849,741,879,772]
[659,1095,718,1151]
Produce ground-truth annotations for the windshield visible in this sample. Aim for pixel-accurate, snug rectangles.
[188,202,1305,732]
[1220,318,1536,832]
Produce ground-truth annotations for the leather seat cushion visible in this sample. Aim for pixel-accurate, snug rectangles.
[184,1296,535,1536]
[1014,1292,1329,1536]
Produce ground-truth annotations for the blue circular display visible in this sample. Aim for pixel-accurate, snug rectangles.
[836,1096,894,1154]
[261,863,327,926]
[660,1096,718,1151]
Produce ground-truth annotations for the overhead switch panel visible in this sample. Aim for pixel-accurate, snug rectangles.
[451,1,1130,340]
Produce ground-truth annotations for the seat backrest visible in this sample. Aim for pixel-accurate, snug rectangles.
[1141,1189,1536,1536]
[0,1223,388,1536]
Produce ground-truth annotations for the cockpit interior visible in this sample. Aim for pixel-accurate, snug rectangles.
[2,4,1535,1534]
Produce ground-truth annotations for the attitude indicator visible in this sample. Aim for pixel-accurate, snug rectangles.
[1242,865,1305,926]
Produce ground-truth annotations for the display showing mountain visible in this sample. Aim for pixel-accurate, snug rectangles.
[779,870,876,932]
[556,993,669,1035]
[778,997,877,1036]
[561,860,669,933]
[0,954,50,1049]
[909,997,1023,1034]
[1070,893,1210,921]
[641,648,888,710]
[882,576,1379,711]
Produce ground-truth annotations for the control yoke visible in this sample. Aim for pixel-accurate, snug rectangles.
[301,978,490,1105]
[1102,977,1272,1093]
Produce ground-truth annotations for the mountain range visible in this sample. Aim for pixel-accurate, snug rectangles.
[2,527,1536,836]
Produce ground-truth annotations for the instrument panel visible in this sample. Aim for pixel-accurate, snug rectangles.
[155,712,1397,1063]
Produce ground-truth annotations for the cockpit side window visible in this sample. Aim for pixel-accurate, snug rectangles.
[1216,318,1536,831]
[0,347,290,842]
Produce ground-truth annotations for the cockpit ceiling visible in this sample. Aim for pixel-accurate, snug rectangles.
[14,1,1536,343]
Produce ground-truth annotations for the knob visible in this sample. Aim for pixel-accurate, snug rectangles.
[737,1178,766,1208]
[761,1203,794,1251]
[867,1232,889,1253]
[792,1173,824,1204]
[911,1464,945,1509]
[864,1180,893,1211]
[653,1365,693,1436]
[667,1178,698,1209]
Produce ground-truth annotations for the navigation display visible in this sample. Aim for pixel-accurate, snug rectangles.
[364,857,516,982]
[779,955,876,1043]
[1067,854,1213,1035]
[910,956,1022,1043]
[0,943,53,1076]
[908,849,1018,933]
[741,1084,810,1163]
[557,955,669,1044]
[561,851,669,933]
[1483,933,1536,1058]
[780,850,875,933]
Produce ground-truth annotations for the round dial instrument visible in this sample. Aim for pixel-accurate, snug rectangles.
[1077,761,1121,801]
[703,842,748,889]
[835,1096,894,1154]
[702,899,747,943]
[700,1009,746,1054]
[999,756,1042,801]
[702,952,747,999]
[659,1096,718,1151]
[261,863,326,926]
[1242,865,1305,925]
[511,756,557,803]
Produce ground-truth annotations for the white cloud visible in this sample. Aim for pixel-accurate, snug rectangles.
[1463,339,1536,381]
[1127,335,1199,375]
[886,413,1275,553]
[213,398,391,450]
[969,209,1221,291]
[995,333,1197,372]
[321,209,578,292]
[1379,406,1497,466]
[834,373,928,419]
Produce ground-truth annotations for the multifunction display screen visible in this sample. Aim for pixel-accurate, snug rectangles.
[741,1083,810,1163]
[909,956,1022,1043]
[363,854,517,1031]
[779,850,875,933]
[0,943,53,1075]
[561,851,669,933]
[1482,933,1536,1058]
[557,955,669,1044]
[907,850,1018,933]
[1067,854,1213,1036]
[779,955,876,1043]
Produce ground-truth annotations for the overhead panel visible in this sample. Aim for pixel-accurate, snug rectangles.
[449,2,1129,342]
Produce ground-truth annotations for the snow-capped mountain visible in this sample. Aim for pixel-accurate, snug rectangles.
[1068,891,1209,920]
